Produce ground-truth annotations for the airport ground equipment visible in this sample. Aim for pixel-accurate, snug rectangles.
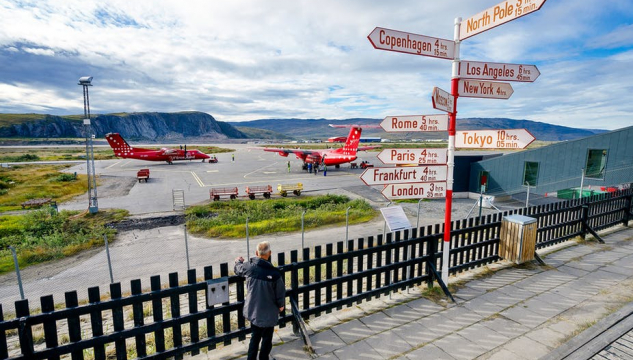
[137,169,150,182]
[278,183,303,197]
[245,185,272,200]
[210,187,239,201]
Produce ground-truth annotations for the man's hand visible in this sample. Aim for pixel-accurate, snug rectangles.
[235,256,244,263]
[279,306,284,313]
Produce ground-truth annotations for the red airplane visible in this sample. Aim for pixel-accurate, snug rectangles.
[260,125,378,168]
[105,133,210,164]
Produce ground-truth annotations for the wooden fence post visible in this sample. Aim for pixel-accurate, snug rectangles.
[15,299,33,359]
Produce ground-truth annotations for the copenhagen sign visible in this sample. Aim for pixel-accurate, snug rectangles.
[379,114,449,132]
[459,60,540,82]
[456,129,535,149]
[460,0,548,40]
[377,148,448,165]
[432,87,455,113]
[360,166,448,185]
[367,27,455,60]
[382,182,447,200]
[458,80,513,99]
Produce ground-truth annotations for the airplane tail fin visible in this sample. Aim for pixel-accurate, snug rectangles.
[105,133,134,155]
[332,126,362,156]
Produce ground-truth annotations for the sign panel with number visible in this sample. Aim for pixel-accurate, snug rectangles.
[432,87,455,113]
[456,129,535,149]
[368,27,455,60]
[380,114,449,132]
[458,80,513,99]
[377,148,448,165]
[459,60,540,82]
[360,166,448,185]
[460,0,548,40]
[382,182,447,200]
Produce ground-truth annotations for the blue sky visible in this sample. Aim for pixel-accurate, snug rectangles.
[0,0,631,130]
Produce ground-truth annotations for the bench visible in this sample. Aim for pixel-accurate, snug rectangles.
[21,198,54,209]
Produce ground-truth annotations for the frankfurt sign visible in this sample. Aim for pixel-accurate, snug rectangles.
[360,166,448,185]
[377,148,448,165]
[456,129,536,149]
[459,60,540,82]
[382,182,447,200]
[431,87,455,113]
[379,114,449,132]
[367,27,455,60]
[458,80,513,99]
[460,0,548,40]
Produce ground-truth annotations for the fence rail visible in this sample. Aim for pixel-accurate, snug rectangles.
[1,189,631,359]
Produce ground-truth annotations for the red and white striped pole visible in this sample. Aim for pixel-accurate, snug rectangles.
[442,17,461,284]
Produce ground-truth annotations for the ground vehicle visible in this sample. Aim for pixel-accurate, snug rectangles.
[208,155,218,163]
[277,183,303,197]
[245,185,272,199]
[105,133,210,164]
[210,187,238,201]
[360,161,373,169]
[137,169,150,182]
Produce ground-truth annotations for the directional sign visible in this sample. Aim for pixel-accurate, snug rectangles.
[458,80,513,99]
[460,0,548,40]
[360,166,448,185]
[382,182,447,200]
[377,148,448,165]
[367,27,455,60]
[456,129,536,149]
[459,60,540,82]
[380,114,449,132]
[432,87,455,113]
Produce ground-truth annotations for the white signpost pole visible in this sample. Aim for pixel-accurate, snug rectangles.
[442,17,462,284]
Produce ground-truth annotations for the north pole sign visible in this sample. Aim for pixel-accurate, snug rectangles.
[432,87,455,113]
[459,60,540,82]
[382,182,447,200]
[377,148,448,165]
[379,114,449,132]
[456,129,535,149]
[360,166,448,185]
[460,0,548,40]
[367,27,455,60]
[458,80,513,99]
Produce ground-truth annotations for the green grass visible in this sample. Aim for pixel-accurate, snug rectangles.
[186,194,377,238]
[0,208,128,274]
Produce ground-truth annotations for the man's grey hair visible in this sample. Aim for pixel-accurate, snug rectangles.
[257,241,271,256]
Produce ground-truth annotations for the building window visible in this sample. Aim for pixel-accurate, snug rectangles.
[523,161,539,186]
[585,149,607,179]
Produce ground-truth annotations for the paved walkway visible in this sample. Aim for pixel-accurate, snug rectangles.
[187,226,633,360]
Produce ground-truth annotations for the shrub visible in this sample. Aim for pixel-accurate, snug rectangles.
[54,173,76,182]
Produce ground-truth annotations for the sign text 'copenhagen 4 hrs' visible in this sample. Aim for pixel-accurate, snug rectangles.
[377,148,448,165]
[459,60,540,82]
[360,166,448,186]
[456,129,535,149]
[382,182,447,200]
[367,27,455,60]
[379,114,449,132]
[458,80,513,99]
[460,0,547,40]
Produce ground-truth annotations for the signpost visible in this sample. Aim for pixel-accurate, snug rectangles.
[377,148,448,165]
[458,80,513,99]
[379,114,449,132]
[360,166,448,185]
[459,60,540,82]
[382,182,447,200]
[431,87,455,113]
[456,129,535,149]
[367,27,455,60]
[460,0,548,40]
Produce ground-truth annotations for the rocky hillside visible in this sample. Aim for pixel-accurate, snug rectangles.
[0,112,247,141]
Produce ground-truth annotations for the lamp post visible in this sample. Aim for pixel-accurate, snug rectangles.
[79,76,98,213]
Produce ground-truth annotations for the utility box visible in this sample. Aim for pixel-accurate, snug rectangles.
[499,215,537,264]
[206,277,229,307]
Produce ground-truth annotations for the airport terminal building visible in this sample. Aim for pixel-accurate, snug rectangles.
[465,125,633,199]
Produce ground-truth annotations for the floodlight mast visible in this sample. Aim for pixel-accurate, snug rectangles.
[79,76,98,213]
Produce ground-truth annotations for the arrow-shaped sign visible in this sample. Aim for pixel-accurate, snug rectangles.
[432,87,455,113]
[460,0,548,41]
[377,148,448,165]
[382,182,447,200]
[459,60,540,82]
[379,114,449,132]
[367,27,455,60]
[360,166,448,186]
[458,80,513,99]
[456,129,535,149]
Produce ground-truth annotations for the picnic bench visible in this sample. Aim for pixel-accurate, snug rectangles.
[245,185,272,200]
[210,187,239,201]
[21,198,54,209]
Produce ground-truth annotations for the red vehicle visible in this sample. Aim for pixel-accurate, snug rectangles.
[105,133,210,164]
[360,161,373,169]
[210,187,239,201]
[259,125,378,168]
[208,155,218,163]
[137,168,150,182]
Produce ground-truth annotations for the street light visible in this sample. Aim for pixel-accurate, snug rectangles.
[79,76,98,213]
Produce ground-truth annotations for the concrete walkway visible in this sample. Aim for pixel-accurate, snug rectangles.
[188,226,633,360]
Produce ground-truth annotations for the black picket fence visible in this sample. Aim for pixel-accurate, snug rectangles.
[0,189,631,359]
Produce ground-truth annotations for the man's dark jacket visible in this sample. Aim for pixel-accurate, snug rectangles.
[234,257,286,328]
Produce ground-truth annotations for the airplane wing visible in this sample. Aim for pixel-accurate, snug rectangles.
[358,145,380,151]
[261,148,319,156]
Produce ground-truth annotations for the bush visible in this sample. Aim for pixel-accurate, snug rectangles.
[54,173,76,182]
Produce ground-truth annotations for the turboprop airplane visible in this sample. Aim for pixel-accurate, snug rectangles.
[105,133,210,164]
[260,125,378,168]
